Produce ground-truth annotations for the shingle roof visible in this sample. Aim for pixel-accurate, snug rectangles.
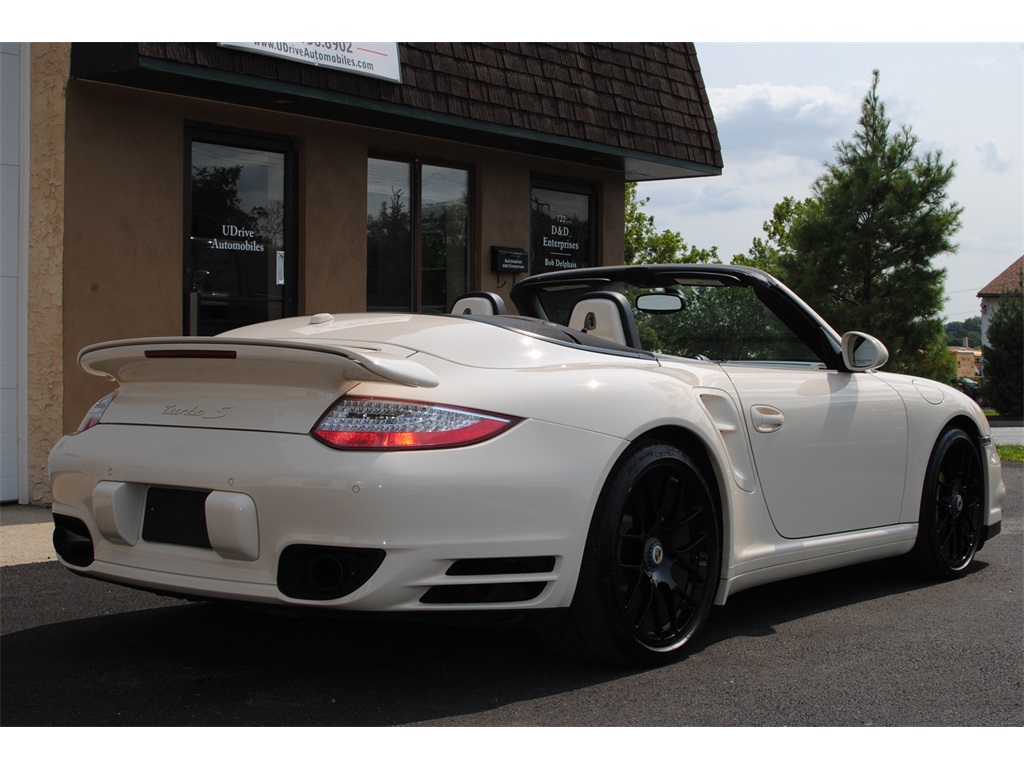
[978,255,1024,297]
[397,43,722,176]
[72,43,722,181]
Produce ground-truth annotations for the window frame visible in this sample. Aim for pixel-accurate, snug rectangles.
[182,124,299,335]
[366,153,474,313]
[529,176,598,275]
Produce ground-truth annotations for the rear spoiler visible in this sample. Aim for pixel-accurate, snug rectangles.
[79,337,439,389]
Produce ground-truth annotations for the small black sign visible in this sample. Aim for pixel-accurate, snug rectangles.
[491,246,529,273]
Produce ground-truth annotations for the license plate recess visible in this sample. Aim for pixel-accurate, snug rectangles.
[141,487,212,549]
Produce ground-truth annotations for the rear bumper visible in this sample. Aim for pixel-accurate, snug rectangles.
[49,421,625,612]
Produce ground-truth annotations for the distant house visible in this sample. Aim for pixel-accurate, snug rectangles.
[978,255,1024,348]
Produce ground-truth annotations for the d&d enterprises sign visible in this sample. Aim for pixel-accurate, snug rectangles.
[221,43,402,83]
[531,185,592,274]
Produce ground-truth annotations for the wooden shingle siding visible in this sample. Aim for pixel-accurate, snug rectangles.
[129,42,720,174]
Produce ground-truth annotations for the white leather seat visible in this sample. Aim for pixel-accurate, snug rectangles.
[568,291,641,348]
[451,292,507,316]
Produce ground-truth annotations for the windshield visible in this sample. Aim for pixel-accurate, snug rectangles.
[524,276,828,366]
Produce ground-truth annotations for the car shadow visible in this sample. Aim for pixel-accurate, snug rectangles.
[0,555,991,727]
[694,555,990,648]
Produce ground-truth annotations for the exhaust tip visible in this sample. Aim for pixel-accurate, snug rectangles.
[308,554,346,593]
[277,544,385,601]
[52,514,95,567]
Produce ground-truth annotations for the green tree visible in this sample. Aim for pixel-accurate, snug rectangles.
[982,293,1023,417]
[733,196,809,274]
[770,71,962,380]
[625,182,719,264]
[944,317,982,348]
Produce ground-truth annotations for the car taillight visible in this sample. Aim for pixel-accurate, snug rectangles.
[312,397,518,450]
[76,391,118,433]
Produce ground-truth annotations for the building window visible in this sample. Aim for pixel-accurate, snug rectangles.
[531,180,594,274]
[184,128,296,335]
[367,158,470,312]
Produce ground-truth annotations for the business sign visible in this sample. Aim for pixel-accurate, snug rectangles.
[491,246,529,274]
[221,43,402,83]
[531,186,592,273]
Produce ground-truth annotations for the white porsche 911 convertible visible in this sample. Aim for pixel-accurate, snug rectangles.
[49,264,1005,665]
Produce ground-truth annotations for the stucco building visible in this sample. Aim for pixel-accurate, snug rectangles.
[1,42,722,503]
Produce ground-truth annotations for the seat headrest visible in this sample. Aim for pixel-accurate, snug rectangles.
[568,291,641,349]
[450,292,507,316]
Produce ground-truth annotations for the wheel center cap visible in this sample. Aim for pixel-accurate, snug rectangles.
[953,492,964,513]
[645,538,665,569]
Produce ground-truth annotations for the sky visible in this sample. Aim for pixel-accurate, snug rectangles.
[642,42,1023,322]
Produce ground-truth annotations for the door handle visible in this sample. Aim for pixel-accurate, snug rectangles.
[750,405,785,433]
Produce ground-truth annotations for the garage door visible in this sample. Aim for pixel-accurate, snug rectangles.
[1,45,23,502]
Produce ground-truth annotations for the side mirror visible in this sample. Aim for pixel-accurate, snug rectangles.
[841,331,889,372]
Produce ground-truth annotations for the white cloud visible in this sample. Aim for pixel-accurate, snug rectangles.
[709,83,856,120]
[975,140,1013,173]
[708,83,860,163]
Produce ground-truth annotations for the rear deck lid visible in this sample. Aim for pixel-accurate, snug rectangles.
[79,337,438,433]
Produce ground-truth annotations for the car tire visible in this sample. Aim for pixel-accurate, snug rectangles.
[909,427,984,579]
[540,440,721,666]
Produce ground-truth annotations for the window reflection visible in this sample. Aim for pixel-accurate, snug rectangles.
[366,158,469,312]
[421,165,469,313]
[187,141,287,335]
[531,185,591,274]
[366,158,413,312]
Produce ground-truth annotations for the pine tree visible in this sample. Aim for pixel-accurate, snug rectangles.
[775,71,961,380]
[982,293,1023,417]
[734,196,808,274]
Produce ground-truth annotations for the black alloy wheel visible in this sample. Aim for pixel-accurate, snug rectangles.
[613,453,718,648]
[910,427,985,579]
[541,441,721,666]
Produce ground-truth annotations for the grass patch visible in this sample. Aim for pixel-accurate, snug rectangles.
[997,444,1024,463]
